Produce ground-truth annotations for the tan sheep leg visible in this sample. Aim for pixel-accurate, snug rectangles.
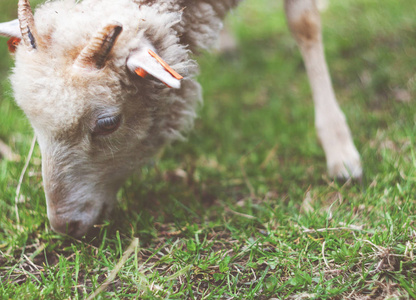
[284,0,362,179]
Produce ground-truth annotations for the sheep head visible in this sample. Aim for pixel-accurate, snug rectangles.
[0,0,198,237]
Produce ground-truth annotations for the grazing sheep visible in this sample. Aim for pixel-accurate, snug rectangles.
[0,0,361,237]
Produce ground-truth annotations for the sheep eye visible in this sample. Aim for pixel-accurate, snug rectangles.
[93,115,122,136]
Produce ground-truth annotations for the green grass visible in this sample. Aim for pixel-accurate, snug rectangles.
[1,0,416,298]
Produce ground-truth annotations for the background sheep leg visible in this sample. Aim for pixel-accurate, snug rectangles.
[284,0,362,179]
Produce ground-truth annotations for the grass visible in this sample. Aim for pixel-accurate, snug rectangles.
[1,0,416,298]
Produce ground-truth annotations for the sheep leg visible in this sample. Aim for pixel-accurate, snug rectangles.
[284,0,362,179]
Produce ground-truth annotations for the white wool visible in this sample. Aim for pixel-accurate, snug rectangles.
[1,0,364,237]
[12,0,240,135]
[7,0,240,236]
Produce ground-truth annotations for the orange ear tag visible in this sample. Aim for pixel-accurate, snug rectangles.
[134,67,171,87]
[148,49,183,80]
[135,68,148,78]
[7,37,21,53]
[134,50,183,88]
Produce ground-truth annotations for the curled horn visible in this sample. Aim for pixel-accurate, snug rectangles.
[74,23,123,70]
[18,0,40,51]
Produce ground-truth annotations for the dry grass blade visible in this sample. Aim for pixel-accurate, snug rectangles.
[86,238,139,300]
[15,135,36,224]
[0,139,21,162]
[224,206,257,220]
[322,241,330,269]
[302,226,363,233]
[300,188,314,213]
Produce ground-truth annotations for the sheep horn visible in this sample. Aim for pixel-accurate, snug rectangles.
[18,0,40,51]
[74,23,123,70]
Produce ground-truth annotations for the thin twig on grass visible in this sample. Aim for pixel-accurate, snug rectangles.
[362,239,385,252]
[224,206,257,220]
[22,254,40,271]
[87,238,139,300]
[302,226,363,233]
[164,265,192,281]
[0,139,20,162]
[322,241,330,269]
[15,136,37,224]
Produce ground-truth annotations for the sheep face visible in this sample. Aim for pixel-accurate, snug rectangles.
[16,63,145,237]
[12,38,163,237]
[4,0,198,237]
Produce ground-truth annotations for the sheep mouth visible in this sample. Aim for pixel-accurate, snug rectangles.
[79,203,110,238]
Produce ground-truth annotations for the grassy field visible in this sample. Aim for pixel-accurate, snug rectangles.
[1,0,416,298]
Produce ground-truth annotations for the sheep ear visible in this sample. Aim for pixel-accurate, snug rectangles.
[0,20,23,54]
[0,19,22,38]
[127,48,183,89]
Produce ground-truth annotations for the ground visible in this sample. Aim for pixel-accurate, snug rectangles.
[1,0,416,299]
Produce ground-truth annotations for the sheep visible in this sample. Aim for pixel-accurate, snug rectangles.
[0,0,362,237]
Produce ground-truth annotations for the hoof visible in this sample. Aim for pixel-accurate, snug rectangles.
[328,156,362,181]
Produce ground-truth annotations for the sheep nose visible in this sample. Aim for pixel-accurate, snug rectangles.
[50,218,82,237]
